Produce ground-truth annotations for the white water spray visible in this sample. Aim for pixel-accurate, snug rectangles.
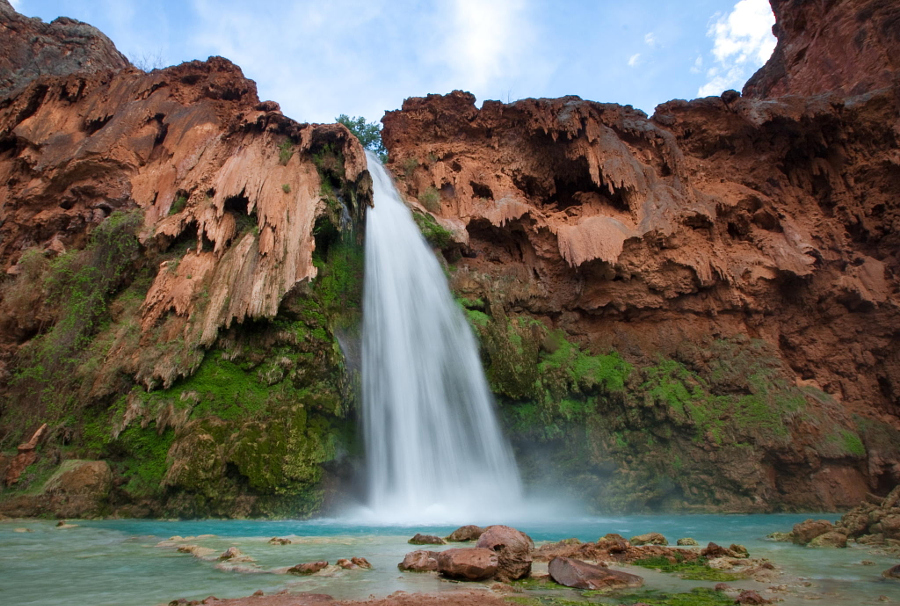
[360,151,522,524]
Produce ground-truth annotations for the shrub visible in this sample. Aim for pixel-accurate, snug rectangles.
[335,114,387,162]
[169,195,187,215]
[282,183,291,194]
[418,186,440,212]
[277,139,293,165]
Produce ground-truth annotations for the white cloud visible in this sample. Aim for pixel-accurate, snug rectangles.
[628,53,641,67]
[690,55,703,74]
[434,0,535,95]
[644,32,656,47]
[698,0,776,97]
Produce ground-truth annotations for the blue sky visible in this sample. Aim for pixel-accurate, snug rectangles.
[9,0,776,124]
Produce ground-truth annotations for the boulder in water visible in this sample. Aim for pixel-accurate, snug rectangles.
[790,519,833,545]
[676,537,698,546]
[808,532,848,548]
[351,557,372,569]
[475,525,534,581]
[267,537,291,545]
[548,556,643,590]
[336,558,358,569]
[409,533,446,545]
[882,564,900,579]
[445,525,485,542]
[437,548,499,581]
[629,532,667,546]
[735,589,771,604]
[287,561,328,575]
[399,550,440,572]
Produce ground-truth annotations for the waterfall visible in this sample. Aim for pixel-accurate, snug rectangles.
[360,151,522,524]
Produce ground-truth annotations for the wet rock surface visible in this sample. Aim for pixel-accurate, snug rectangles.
[436,548,499,581]
[398,550,440,572]
[445,525,485,542]
[409,533,446,545]
[474,525,534,581]
[548,556,644,590]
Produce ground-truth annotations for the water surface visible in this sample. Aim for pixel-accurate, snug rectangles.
[3,514,899,606]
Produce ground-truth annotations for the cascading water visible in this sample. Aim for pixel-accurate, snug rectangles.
[360,151,522,524]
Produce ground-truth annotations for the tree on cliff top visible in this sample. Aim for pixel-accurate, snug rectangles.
[336,114,387,162]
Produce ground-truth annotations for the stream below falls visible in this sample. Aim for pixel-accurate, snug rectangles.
[2,514,899,606]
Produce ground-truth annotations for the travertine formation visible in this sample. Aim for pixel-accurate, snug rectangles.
[380,0,900,510]
[0,51,368,390]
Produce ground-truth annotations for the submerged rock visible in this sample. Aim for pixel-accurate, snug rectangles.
[409,533,446,545]
[475,525,534,581]
[398,550,440,572]
[548,556,643,590]
[808,532,848,548]
[287,561,328,575]
[267,537,291,545]
[445,525,485,542]
[437,548,499,581]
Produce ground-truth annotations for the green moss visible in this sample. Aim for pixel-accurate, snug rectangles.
[5,210,144,435]
[170,195,187,215]
[631,556,740,581]
[412,211,453,249]
[112,424,175,496]
[277,139,293,165]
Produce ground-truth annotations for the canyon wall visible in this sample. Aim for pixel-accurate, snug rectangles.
[0,0,370,517]
[380,0,900,511]
[1,0,898,516]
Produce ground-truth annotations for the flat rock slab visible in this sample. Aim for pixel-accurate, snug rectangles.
[548,556,643,590]
[437,548,499,581]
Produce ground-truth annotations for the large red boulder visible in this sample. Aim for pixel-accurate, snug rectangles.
[475,525,534,581]
[436,548,499,581]
[548,557,643,590]
[790,519,834,545]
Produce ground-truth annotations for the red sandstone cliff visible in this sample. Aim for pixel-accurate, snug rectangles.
[744,0,900,97]
[378,0,900,510]
[0,0,130,97]
[1,0,899,515]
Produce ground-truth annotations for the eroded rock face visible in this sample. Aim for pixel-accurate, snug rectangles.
[744,0,900,98]
[382,75,900,512]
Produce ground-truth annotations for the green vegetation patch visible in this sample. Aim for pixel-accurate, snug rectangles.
[412,210,453,249]
[505,587,732,606]
[631,555,740,582]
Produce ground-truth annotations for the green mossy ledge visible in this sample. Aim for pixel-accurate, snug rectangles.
[456,295,896,513]
[0,149,366,518]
